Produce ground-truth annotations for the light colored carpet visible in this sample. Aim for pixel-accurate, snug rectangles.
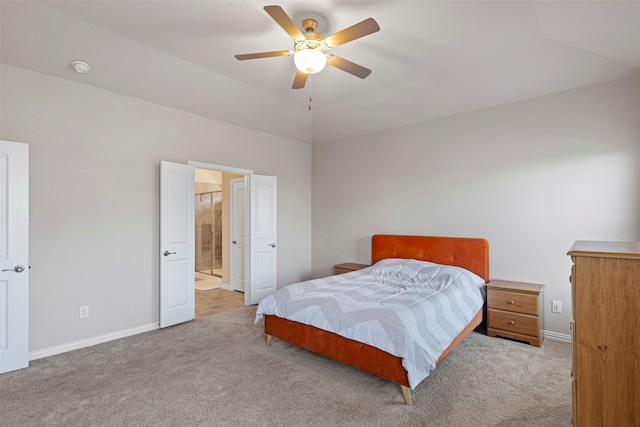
[0,306,572,426]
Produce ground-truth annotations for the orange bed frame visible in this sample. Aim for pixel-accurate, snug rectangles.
[263,234,490,405]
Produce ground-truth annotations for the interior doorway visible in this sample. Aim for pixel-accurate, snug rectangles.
[194,168,244,318]
[160,160,278,326]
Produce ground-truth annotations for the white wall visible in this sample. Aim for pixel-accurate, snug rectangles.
[0,64,312,353]
[312,76,640,336]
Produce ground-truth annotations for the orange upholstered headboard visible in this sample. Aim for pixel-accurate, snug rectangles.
[371,234,489,282]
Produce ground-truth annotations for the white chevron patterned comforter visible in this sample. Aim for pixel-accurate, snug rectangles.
[255,258,486,389]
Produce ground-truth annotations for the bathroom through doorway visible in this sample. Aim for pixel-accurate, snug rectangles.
[194,168,244,317]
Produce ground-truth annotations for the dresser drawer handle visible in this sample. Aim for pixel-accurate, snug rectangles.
[509,320,515,325]
[509,300,515,304]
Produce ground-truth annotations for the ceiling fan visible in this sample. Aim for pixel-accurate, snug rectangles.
[235,5,380,89]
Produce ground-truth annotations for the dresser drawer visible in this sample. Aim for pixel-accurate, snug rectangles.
[488,309,540,336]
[488,289,539,315]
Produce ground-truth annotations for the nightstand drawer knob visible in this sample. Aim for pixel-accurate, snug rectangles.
[509,300,515,304]
[510,320,515,325]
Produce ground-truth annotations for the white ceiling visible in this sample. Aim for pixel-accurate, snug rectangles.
[1,0,639,144]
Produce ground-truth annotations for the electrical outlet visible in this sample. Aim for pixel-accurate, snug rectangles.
[79,305,90,319]
[552,300,562,314]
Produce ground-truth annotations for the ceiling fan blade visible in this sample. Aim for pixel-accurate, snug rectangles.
[235,50,291,60]
[264,5,305,40]
[292,69,308,89]
[326,55,372,79]
[325,18,380,48]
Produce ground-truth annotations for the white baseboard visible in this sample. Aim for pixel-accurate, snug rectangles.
[29,322,159,361]
[27,324,571,361]
[543,330,571,342]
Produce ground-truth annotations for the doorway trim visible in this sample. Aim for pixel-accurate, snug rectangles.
[188,161,253,177]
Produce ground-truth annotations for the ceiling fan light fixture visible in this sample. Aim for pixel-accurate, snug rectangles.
[294,48,327,74]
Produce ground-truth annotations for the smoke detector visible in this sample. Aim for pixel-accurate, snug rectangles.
[71,60,90,74]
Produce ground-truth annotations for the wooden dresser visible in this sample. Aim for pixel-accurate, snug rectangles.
[486,280,544,347]
[568,240,640,426]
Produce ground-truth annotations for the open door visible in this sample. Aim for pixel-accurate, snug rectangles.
[247,174,277,305]
[230,178,245,292]
[159,161,195,328]
[0,140,29,374]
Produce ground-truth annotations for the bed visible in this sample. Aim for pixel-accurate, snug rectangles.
[255,234,489,405]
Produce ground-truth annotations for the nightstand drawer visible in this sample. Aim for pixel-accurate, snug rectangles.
[488,289,539,315]
[488,309,540,336]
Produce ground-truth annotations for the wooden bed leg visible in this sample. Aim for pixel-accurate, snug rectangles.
[266,334,272,347]
[401,385,413,406]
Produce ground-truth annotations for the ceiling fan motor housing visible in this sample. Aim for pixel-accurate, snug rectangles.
[295,34,328,53]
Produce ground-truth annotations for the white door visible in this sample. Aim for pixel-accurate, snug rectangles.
[230,178,245,292]
[0,140,29,374]
[159,161,195,328]
[247,174,277,305]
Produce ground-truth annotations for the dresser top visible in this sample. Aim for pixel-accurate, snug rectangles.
[568,240,640,259]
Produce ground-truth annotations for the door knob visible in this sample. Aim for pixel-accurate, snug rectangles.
[163,251,176,257]
[269,243,276,248]
[2,265,25,273]
[232,240,237,244]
